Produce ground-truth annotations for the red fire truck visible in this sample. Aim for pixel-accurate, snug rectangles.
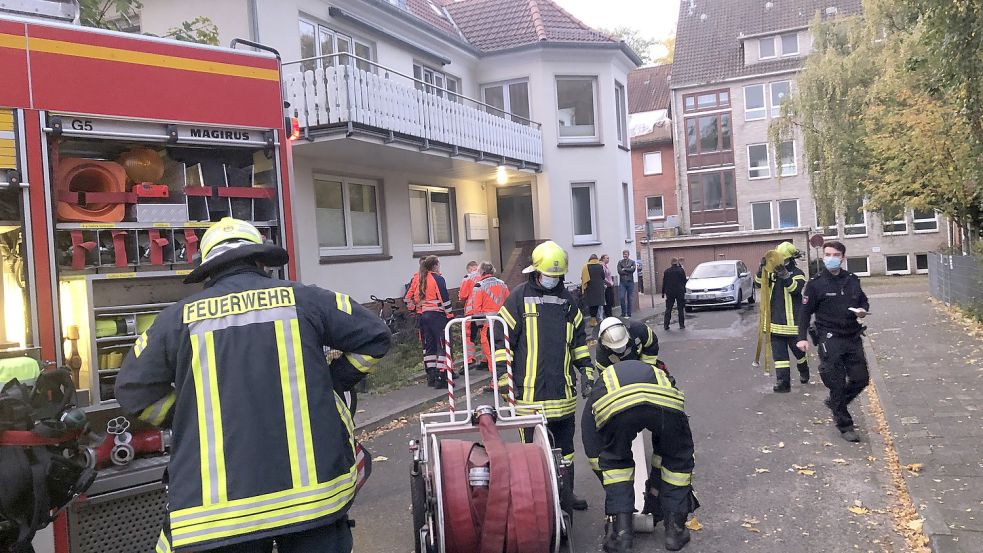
[0,4,296,552]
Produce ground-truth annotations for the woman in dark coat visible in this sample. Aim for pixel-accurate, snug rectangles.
[580,254,607,325]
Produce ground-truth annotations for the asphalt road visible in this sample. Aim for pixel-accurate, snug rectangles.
[349,302,907,553]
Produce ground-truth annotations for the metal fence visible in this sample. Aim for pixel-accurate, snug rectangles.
[929,252,982,309]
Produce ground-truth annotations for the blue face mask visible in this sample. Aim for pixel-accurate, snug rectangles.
[539,274,560,289]
[824,256,842,271]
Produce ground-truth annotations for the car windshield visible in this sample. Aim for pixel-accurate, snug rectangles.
[690,264,736,279]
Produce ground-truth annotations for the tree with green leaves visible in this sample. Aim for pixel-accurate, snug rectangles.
[79,0,219,46]
[654,33,675,65]
[601,26,656,65]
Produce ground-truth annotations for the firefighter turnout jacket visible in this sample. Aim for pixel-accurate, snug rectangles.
[115,266,392,552]
[589,358,685,429]
[592,321,659,380]
[497,275,591,420]
[755,262,807,336]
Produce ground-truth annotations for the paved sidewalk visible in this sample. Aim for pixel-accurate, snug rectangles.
[863,276,983,552]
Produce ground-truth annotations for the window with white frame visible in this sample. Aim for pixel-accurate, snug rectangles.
[314,175,382,255]
[299,20,374,73]
[752,201,772,230]
[847,256,870,276]
[912,208,939,232]
[409,185,455,250]
[571,182,597,242]
[744,84,766,121]
[770,81,791,117]
[759,36,776,59]
[414,63,460,100]
[482,79,531,123]
[885,254,910,275]
[780,33,799,56]
[844,199,867,236]
[748,144,771,179]
[915,253,929,274]
[556,77,598,142]
[646,196,665,219]
[778,199,799,228]
[615,81,628,147]
[643,151,663,175]
[881,205,908,235]
[778,140,797,176]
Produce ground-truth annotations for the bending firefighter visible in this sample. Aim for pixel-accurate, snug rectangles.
[592,317,660,377]
[581,360,698,552]
[405,256,454,388]
[115,218,392,553]
[464,261,510,373]
[755,241,809,392]
[496,241,592,511]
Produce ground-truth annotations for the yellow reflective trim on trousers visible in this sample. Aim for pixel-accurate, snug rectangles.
[523,302,538,399]
[602,467,635,485]
[588,457,600,471]
[770,323,798,335]
[499,306,517,329]
[205,333,227,504]
[774,360,791,369]
[139,391,176,426]
[562,452,574,462]
[797,356,808,365]
[661,467,692,487]
[275,320,302,489]
[290,319,317,487]
[155,531,171,553]
[651,454,663,469]
[515,398,576,419]
[640,354,659,365]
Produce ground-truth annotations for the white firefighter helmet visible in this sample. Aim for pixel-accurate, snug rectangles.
[599,317,630,351]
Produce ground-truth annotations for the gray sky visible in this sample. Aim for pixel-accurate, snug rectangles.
[555,0,679,62]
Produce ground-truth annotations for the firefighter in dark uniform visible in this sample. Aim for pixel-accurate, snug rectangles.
[115,218,392,553]
[496,240,592,510]
[582,360,698,552]
[755,241,810,392]
[591,317,660,379]
[797,240,870,443]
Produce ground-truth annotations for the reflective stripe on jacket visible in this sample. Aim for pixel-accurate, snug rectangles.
[404,272,452,315]
[591,321,659,380]
[496,275,590,420]
[115,267,392,552]
[590,359,685,428]
[466,275,509,317]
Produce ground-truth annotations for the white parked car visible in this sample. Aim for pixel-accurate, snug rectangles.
[684,260,755,310]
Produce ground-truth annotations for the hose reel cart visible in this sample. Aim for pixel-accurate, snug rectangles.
[409,315,578,553]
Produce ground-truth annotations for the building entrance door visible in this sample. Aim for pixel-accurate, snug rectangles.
[496,184,534,279]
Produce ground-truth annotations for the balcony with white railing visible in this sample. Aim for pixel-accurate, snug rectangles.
[283,54,544,169]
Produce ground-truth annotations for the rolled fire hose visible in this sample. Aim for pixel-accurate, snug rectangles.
[753,249,787,373]
[440,411,555,553]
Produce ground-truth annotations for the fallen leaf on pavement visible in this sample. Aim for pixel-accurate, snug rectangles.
[848,506,870,515]
[832,458,848,464]
[904,463,924,474]
[778,441,785,448]
[797,469,816,476]
[685,517,703,531]
[760,447,773,454]
[755,468,770,474]
[905,519,924,532]
[866,456,877,462]
[374,456,389,462]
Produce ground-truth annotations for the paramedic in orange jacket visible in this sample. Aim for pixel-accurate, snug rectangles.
[465,261,510,374]
[459,260,480,365]
[405,255,454,388]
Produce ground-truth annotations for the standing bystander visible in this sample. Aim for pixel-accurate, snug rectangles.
[601,254,616,320]
[617,250,637,318]
[662,259,688,330]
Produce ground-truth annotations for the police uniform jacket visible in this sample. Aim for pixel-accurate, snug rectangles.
[755,261,807,336]
[591,321,659,379]
[798,269,869,340]
[497,274,590,420]
[589,359,685,429]
[115,266,392,552]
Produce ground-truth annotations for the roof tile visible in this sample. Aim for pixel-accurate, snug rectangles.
[628,64,671,113]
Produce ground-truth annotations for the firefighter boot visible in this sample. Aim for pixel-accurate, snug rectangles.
[425,368,436,388]
[569,464,588,511]
[664,512,691,551]
[772,368,791,393]
[640,480,664,524]
[603,514,634,553]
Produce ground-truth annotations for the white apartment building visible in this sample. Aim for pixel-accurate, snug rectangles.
[667,0,946,276]
[142,0,641,299]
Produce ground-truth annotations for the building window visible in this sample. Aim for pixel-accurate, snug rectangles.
[643,151,663,175]
[770,81,791,117]
[615,81,628,147]
[748,144,770,179]
[881,205,908,235]
[414,63,460,100]
[885,254,911,275]
[409,185,455,250]
[686,113,732,155]
[744,84,766,120]
[690,172,736,211]
[752,201,772,230]
[778,140,797,176]
[781,33,799,56]
[912,208,939,232]
[646,196,665,219]
[682,89,730,113]
[844,200,867,237]
[315,175,382,255]
[556,77,598,142]
[817,209,838,238]
[482,79,531,124]
[759,36,776,59]
[778,199,799,228]
[915,253,929,274]
[571,182,597,243]
[299,20,374,73]
[848,256,870,276]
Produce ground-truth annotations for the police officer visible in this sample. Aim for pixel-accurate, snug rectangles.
[497,241,592,510]
[797,240,870,443]
[116,218,392,553]
[592,317,660,378]
[755,242,809,392]
[581,360,698,552]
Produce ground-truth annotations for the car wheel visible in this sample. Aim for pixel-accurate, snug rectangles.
[735,289,743,308]
[747,287,756,304]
